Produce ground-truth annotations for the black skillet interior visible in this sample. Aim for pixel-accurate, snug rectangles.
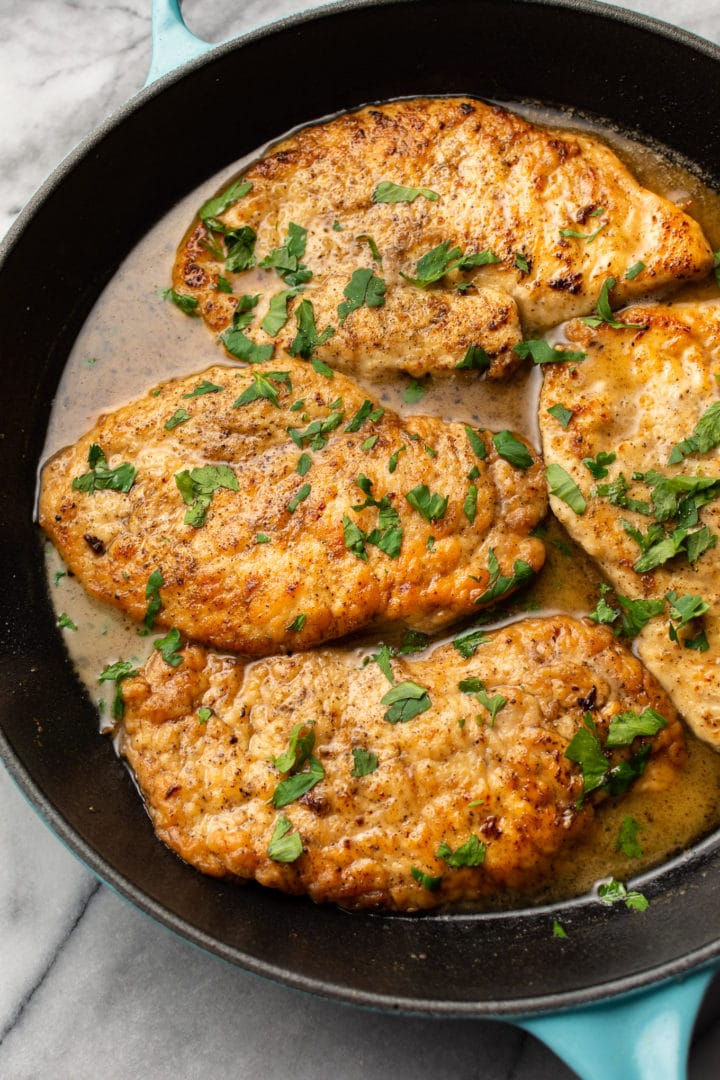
[3,0,720,1016]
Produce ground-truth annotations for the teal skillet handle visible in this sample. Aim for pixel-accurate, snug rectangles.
[146,0,216,85]
[517,967,717,1080]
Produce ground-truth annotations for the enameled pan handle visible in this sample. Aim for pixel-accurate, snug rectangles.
[146,0,216,85]
[518,967,717,1080]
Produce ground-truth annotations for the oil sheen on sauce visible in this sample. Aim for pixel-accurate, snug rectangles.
[40,100,720,911]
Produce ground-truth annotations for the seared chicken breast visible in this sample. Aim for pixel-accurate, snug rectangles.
[173,97,713,380]
[39,359,546,655]
[120,616,685,911]
[539,301,720,748]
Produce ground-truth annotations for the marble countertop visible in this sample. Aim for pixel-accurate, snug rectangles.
[2,2,720,1077]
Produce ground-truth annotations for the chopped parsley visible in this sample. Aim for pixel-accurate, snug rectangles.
[71,444,136,495]
[182,379,223,398]
[143,568,165,630]
[153,627,183,667]
[216,275,233,294]
[410,866,442,891]
[403,380,427,404]
[260,222,312,286]
[552,920,568,939]
[492,431,533,471]
[312,358,334,378]
[464,426,487,460]
[296,452,312,476]
[457,345,492,371]
[338,268,386,324]
[372,181,439,204]
[267,816,303,862]
[57,613,77,631]
[625,261,645,281]
[583,450,616,479]
[288,409,344,450]
[220,328,274,364]
[452,626,491,658]
[559,222,607,243]
[514,252,530,273]
[345,399,384,433]
[436,835,486,868]
[197,707,213,724]
[546,464,586,515]
[381,680,432,724]
[287,483,311,514]
[668,401,720,464]
[220,226,257,273]
[271,722,324,808]
[255,533,271,544]
[666,590,710,648]
[546,404,573,430]
[463,484,478,524]
[345,475,403,560]
[175,464,239,527]
[356,234,382,264]
[581,277,648,331]
[288,298,335,359]
[405,484,449,522]
[233,370,291,409]
[597,878,648,912]
[605,707,667,748]
[286,614,307,632]
[164,408,191,430]
[199,178,252,223]
[351,747,379,777]
[261,288,303,336]
[513,339,586,365]
[616,816,643,859]
[161,288,199,316]
[98,659,139,720]
[473,548,534,605]
[588,584,664,638]
[401,242,500,288]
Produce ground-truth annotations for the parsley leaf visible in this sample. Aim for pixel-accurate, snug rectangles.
[583,450,616,479]
[513,340,586,365]
[457,345,492,371]
[581,277,648,330]
[565,721,610,797]
[436,835,486,868]
[493,431,533,471]
[261,288,303,336]
[552,920,568,939]
[546,404,573,430]
[381,680,432,723]
[233,370,291,409]
[288,409,345,450]
[267,816,303,862]
[144,568,165,630]
[666,590,710,647]
[463,484,477,523]
[514,252,530,273]
[220,328,274,364]
[345,399,384,433]
[405,484,449,522]
[153,627,183,667]
[351,748,379,777]
[224,226,257,272]
[616,816,643,858]
[199,178,252,223]
[372,181,439,204]
[598,878,648,911]
[452,626,491,658]
[198,707,213,724]
[288,298,335,359]
[356,234,382,264]
[271,722,324,808]
[605,707,667,748]
[72,445,136,495]
[410,866,442,891]
[668,402,720,464]
[546,464,586,515]
[403,380,427,404]
[474,548,535,605]
[464,426,487,460]
[625,261,645,281]
[559,222,607,243]
[182,380,223,398]
[287,483,311,514]
[476,690,507,725]
[57,613,77,631]
[161,288,199,317]
[164,408,191,430]
[174,464,239,527]
[98,659,139,720]
[400,241,462,288]
[260,222,312,286]
[286,614,307,632]
[337,268,387,325]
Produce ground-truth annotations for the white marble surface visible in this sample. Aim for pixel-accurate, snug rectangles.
[3,1,720,1077]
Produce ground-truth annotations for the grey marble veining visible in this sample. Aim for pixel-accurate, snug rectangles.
[2,2,720,1078]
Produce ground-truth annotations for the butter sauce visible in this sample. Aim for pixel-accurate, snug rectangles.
[41,100,720,908]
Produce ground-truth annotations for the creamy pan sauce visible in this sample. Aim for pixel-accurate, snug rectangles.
[40,101,720,909]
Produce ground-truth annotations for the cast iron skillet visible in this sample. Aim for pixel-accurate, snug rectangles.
[2,0,720,1074]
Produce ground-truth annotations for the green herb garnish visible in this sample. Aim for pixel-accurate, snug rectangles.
[175,464,239,527]
[351,748,379,777]
[546,464,586,515]
[513,340,587,365]
[493,431,533,471]
[161,288,199,317]
[372,181,439,204]
[143,568,165,630]
[405,484,448,522]
[71,444,136,495]
[581,277,648,330]
[154,627,183,667]
[338,268,386,325]
[382,680,432,724]
[267,816,303,862]
[436,835,486,868]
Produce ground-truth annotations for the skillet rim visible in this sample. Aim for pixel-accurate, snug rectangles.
[3,0,720,1017]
